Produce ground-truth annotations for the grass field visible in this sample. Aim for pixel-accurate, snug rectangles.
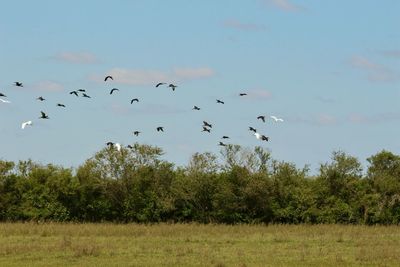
[1,223,400,266]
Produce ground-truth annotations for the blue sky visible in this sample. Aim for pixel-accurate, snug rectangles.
[0,0,399,171]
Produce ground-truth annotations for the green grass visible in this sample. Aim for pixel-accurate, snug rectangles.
[1,223,400,266]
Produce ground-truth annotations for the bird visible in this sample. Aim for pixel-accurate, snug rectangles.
[14,82,23,87]
[0,98,11,104]
[104,75,113,81]
[157,127,164,132]
[249,127,257,133]
[216,99,225,104]
[127,145,133,149]
[156,82,166,87]
[0,93,6,97]
[270,115,284,122]
[70,91,79,97]
[106,142,114,147]
[115,143,121,151]
[133,131,140,136]
[203,121,212,128]
[57,103,66,108]
[77,89,86,92]
[168,84,177,91]
[219,142,227,146]
[39,111,49,119]
[222,136,230,139]
[254,132,269,141]
[257,116,266,123]
[82,93,91,98]
[21,121,32,129]
[193,106,201,110]
[130,98,139,104]
[37,96,45,101]
[110,88,119,95]
[202,127,211,133]
[239,93,247,96]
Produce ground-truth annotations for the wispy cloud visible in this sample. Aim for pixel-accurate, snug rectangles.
[32,81,64,92]
[379,50,400,59]
[223,19,267,32]
[89,67,215,85]
[349,112,400,124]
[350,55,399,83]
[289,113,337,126]
[316,96,335,104]
[245,89,273,100]
[54,51,99,64]
[261,0,303,12]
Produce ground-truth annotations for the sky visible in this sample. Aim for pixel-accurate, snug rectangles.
[0,0,399,172]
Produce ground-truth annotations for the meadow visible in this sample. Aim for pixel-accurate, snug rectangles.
[1,223,400,267]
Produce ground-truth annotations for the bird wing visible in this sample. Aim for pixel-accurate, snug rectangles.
[270,116,278,121]
[0,98,11,103]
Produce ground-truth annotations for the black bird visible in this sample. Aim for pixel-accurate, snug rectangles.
[193,106,200,110]
[133,131,140,136]
[130,98,139,104]
[216,99,224,104]
[222,136,230,139]
[110,88,119,95]
[82,93,91,98]
[14,82,23,87]
[70,91,79,97]
[39,111,49,119]
[219,142,227,147]
[37,96,45,101]
[202,127,211,133]
[168,84,177,91]
[257,116,266,123]
[203,121,212,128]
[127,145,133,149]
[0,93,6,97]
[104,75,113,81]
[239,93,247,96]
[106,142,114,147]
[156,82,166,87]
[156,127,164,132]
[57,103,66,107]
[249,127,257,133]
[77,89,86,92]
[261,135,269,141]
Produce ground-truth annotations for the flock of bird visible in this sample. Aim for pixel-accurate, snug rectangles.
[0,77,284,152]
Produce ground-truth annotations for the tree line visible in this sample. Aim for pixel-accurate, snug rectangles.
[1,144,400,224]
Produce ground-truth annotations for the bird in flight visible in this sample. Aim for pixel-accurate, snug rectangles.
[0,98,11,104]
[156,82,166,87]
[202,127,211,133]
[133,131,140,136]
[0,93,6,97]
[106,142,114,147]
[193,106,200,110]
[130,98,139,104]
[249,126,257,133]
[82,93,91,98]
[127,145,133,149]
[104,75,113,81]
[216,99,224,104]
[70,91,79,97]
[257,116,266,123]
[239,93,247,96]
[222,136,230,139]
[203,121,212,128]
[110,88,119,95]
[219,142,227,147]
[157,127,164,132]
[14,82,23,87]
[168,84,178,91]
[39,111,49,119]
[270,115,284,122]
[21,121,32,129]
[254,132,269,141]
[57,103,66,108]
[37,96,45,101]
[115,143,121,152]
[77,89,86,92]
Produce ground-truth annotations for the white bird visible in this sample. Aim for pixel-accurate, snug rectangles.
[254,132,269,141]
[21,121,33,129]
[115,143,121,152]
[270,115,283,122]
[0,98,11,104]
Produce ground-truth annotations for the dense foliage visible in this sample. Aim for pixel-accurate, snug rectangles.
[1,144,400,224]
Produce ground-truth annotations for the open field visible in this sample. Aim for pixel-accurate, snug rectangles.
[1,223,400,266]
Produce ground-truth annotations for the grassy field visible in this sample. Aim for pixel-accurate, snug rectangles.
[1,223,400,266]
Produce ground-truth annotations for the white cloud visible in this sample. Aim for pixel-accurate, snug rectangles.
[89,67,215,85]
[246,89,273,100]
[223,19,267,31]
[32,81,64,92]
[261,0,303,12]
[350,55,399,83]
[349,112,400,124]
[54,51,99,64]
